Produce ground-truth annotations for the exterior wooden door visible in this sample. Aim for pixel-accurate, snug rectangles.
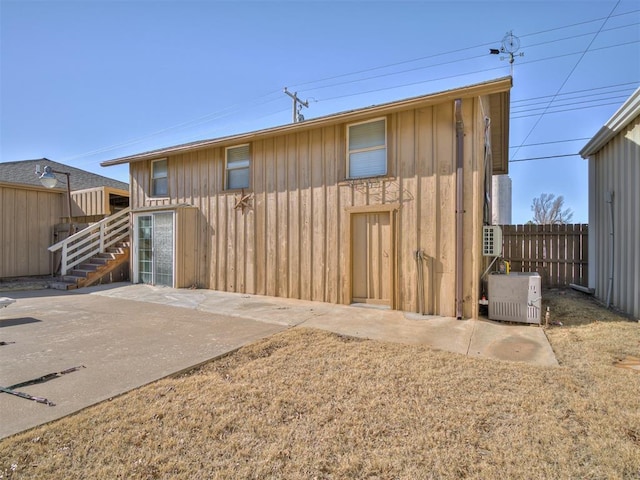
[351,212,392,306]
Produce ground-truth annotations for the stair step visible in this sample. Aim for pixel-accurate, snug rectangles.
[70,270,91,278]
[78,263,100,271]
[49,281,78,291]
[89,260,108,267]
[63,275,86,283]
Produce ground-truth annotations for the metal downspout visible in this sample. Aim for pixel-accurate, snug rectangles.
[455,99,464,320]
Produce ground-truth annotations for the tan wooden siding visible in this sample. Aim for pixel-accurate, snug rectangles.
[130,97,492,317]
[70,187,130,217]
[71,188,102,216]
[0,184,64,277]
[590,115,640,318]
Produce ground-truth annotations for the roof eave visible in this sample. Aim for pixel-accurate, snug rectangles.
[580,86,640,158]
[101,77,513,167]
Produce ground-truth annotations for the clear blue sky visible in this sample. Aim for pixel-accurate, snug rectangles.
[1,0,638,223]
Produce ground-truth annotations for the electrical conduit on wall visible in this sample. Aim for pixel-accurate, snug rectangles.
[455,99,464,320]
[606,190,614,308]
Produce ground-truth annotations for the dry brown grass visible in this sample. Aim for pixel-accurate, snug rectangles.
[1,289,639,479]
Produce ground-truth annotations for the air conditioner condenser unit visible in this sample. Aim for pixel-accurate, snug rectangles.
[488,273,541,324]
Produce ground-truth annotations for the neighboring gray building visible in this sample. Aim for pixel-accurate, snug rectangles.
[492,174,512,225]
[580,87,640,320]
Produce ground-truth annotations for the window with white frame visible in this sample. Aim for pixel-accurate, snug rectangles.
[347,118,387,179]
[151,159,168,196]
[225,144,250,190]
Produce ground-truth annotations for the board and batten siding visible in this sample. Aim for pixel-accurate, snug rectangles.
[71,187,129,217]
[130,96,490,317]
[0,184,64,277]
[589,114,640,319]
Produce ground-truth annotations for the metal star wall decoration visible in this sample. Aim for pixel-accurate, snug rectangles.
[234,189,254,213]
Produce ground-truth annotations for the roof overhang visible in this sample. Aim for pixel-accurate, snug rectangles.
[0,181,66,194]
[71,186,130,197]
[102,77,512,167]
[580,86,640,158]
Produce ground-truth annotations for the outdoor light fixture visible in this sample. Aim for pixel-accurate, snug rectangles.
[38,165,60,188]
[36,164,73,223]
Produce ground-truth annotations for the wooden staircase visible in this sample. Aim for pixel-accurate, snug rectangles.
[48,207,131,291]
[50,241,130,290]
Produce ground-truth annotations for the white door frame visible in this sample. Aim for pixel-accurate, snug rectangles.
[132,211,176,287]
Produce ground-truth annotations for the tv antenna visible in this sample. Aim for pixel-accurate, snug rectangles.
[283,87,309,123]
[489,31,524,76]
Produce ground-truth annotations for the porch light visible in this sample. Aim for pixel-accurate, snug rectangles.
[39,166,59,188]
[36,164,73,223]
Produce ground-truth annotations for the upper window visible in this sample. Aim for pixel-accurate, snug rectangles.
[347,118,387,179]
[151,159,168,197]
[226,144,250,190]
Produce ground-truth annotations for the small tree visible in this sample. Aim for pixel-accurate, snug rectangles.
[531,193,573,224]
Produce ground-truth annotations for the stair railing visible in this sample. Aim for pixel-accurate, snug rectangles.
[48,207,131,276]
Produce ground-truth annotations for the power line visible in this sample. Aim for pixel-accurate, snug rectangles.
[509,153,580,163]
[62,90,284,163]
[512,0,623,158]
[288,10,640,93]
[511,94,632,114]
[511,83,638,105]
[315,40,637,104]
[297,38,638,101]
[524,22,639,51]
[510,138,591,149]
[518,9,639,38]
[511,100,625,119]
[64,8,639,163]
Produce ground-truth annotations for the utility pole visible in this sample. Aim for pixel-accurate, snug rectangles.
[283,87,309,123]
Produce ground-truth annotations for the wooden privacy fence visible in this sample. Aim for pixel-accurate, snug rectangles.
[499,224,588,288]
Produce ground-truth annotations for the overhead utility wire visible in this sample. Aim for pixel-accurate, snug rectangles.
[524,22,639,50]
[511,94,632,113]
[289,41,498,89]
[69,10,638,163]
[511,90,635,111]
[287,10,639,93]
[509,153,580,163]
[73,48,636,163]
[63,90,284,163]
[517,9,639,38]
[316,40,637,104]
[293,52,489,93]
[511,82,638,105]
[511,0,622,159]
[510,138,591,149]
[511,100,625,119]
